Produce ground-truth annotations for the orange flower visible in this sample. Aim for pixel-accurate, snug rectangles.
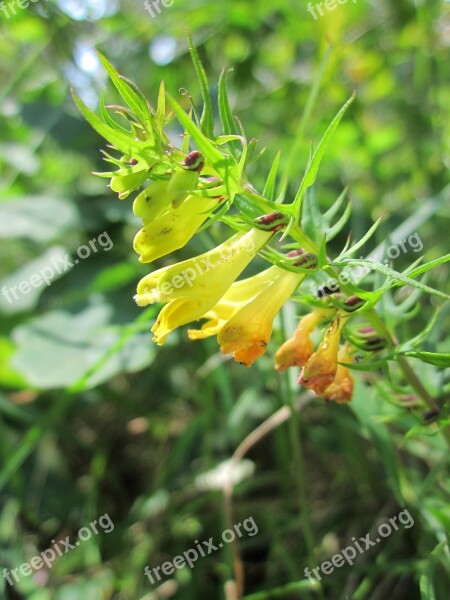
[322,346,355,403]
[274,308,332,371]
[299,314,344,394]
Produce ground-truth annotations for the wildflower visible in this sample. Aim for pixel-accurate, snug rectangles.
[133,180,172,223]
[274,308,333,371]
[189,266,306,366]
[110,167,149,200]
[299,314,345,394]
[322,345,355,403]
[134,228,273,344]
[134,194,224,263]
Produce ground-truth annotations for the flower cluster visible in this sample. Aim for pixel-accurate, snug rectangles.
[74,50,393,404]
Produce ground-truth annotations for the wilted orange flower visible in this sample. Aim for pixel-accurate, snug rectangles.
[298,314,344,394]
[275,308,333,371]
[322,345,355,403]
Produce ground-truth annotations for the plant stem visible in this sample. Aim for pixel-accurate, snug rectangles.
[279,308,325,600]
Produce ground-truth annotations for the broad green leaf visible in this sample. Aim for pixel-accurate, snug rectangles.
[0,197,78,242]
[11,305,154,390]
[0,247,72,314]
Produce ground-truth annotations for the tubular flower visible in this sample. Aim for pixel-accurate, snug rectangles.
[189,266,305,366]
[132,180,173,224]
[299,314,345,394]
[274,308,333,371]
[188,267,279,340]
[322,346,355,403]
[134,194,224,263]
[134,228,273,344]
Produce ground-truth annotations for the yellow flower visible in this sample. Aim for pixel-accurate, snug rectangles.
[134,228,272,344]
[189,266,305,366]
[132,180,172,223]
[322,346,355,403]
[133,194,223,263]
[274,308,332,371]
[298,314,344,394]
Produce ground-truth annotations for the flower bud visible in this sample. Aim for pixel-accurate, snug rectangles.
[343,295,365,312]
[253,211,290,232]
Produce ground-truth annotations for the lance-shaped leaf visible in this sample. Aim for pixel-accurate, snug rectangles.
[188,33,214,138]
[291,92,355,223]
[72,91,159,164]
[97,51,153,132]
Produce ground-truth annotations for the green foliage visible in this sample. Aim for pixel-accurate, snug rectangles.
[0,2,449,600]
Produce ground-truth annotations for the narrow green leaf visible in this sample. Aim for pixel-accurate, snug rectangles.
[218,68,238,135]
[72,91,158,163]
[282,43,333,181]
[167,93,241,197]
[407,254,450,279]
[100,89,127,132]
[324,186,348,221]
[327,199,352,241]
[97,51,152,130]
[301,186,324,245]
[292,92,355,222]
[339,213,385,258]
[400,351,450,368]
[263,150,281,201]
[188,34,214,138]
[335,258,450,300]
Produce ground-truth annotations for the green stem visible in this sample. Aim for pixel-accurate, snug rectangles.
[279,309,325,600]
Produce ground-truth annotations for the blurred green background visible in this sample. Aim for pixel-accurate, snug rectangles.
[0,0,449,599]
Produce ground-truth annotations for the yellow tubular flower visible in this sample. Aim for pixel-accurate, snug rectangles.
[133,194,223,263]
[218,269,305,366]
[188,267,279,340]
[274,308,333,371]
[134,228,273,344]
[167,169,199,207]
[299,314,345,394]
[188,266,305,366]
[322,346,355,403]
[132,180,172,224]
